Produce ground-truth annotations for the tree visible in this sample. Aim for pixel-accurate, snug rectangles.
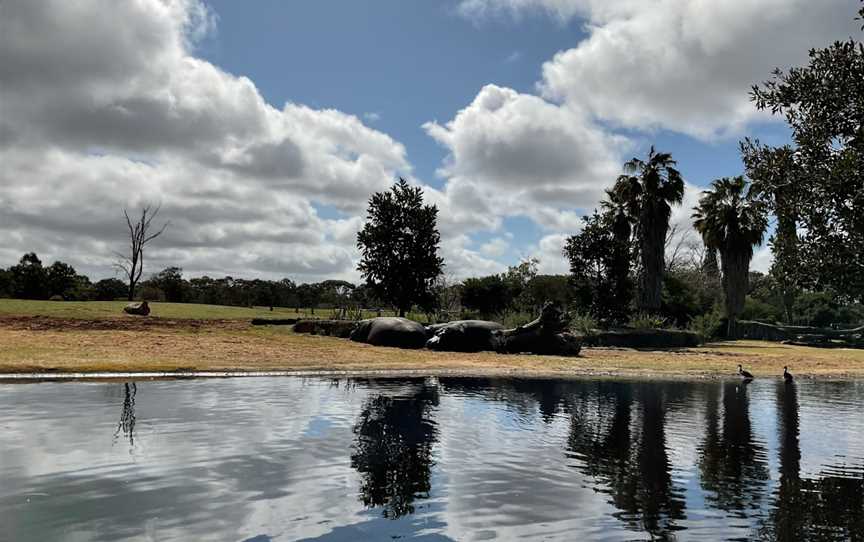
[749,6,864,301]
[148,267,187,303]
[10,252,48,299]
[357,179,444,316]
[693,177,768,337]
[93,278,128,301]
[740,141,802,322]
[115,205,168,301]
[46,261,78,299]
[564,209,631,322]
[611,147,685,312]
[460,275,511,316]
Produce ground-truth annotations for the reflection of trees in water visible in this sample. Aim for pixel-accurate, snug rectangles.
[698,382,769,515]
[350,382,439,519]
[567,382,686,538]
[113,382,137,446]
[758,382,864,541]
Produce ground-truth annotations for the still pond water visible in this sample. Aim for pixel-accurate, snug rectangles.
[1,377,863,541]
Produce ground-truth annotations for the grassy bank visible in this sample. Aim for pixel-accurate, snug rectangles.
[1,302,863,377]
[0,299,433,322]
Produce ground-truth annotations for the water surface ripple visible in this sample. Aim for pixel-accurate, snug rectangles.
[1,377,862,541]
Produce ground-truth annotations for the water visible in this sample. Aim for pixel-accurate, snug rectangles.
[1,377,862,541]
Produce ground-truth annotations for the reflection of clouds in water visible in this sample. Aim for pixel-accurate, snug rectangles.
[1,378,864,541]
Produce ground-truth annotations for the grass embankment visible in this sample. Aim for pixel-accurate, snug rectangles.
[1,299,863,378]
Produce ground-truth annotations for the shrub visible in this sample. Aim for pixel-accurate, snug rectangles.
[569,312,597,336]
[628,313,669,329]
[688,313,723,343]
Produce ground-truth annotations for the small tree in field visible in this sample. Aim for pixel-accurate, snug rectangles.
[116,205,168,301]
[357,179,444,317]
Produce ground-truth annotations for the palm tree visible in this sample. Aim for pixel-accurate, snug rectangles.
[612,146,685,312]
[693,176,767,338]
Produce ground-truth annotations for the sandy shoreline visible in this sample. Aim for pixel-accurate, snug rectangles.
[2,315,863,379]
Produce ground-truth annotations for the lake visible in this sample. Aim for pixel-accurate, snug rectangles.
[1,376,862,541]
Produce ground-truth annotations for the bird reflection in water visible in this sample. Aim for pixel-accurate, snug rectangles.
[759,381,864,540]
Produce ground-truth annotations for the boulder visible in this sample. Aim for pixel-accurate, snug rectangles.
[123,301,150,316]
[426,320,505,352]
[349,317,429,349]
[584,328,700,348]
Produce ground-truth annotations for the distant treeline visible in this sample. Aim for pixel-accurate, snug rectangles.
[2,251,861,331]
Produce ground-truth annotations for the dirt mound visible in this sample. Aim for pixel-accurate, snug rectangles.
[0,315,247,332]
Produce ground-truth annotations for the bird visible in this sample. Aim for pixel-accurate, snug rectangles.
[783,366,794,383]
[738,364,754,380]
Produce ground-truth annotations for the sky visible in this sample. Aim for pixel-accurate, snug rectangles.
[1,0,860,283]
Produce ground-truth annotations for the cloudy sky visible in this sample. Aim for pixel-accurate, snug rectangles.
[1,0,860,283]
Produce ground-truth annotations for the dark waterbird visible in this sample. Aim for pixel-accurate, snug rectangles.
[738,364,754,380]
[783,366,794,383]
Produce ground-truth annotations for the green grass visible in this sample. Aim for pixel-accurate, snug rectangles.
[0,299,309,320]
[0,298,439,322]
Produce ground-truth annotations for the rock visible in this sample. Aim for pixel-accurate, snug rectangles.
[123,301,150,316]
[583,328,700,348]
[251,318,299,326]
[426,320,505,352]
[349,317,429,349]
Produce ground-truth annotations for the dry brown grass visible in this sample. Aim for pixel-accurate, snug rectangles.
[1,317,863,378]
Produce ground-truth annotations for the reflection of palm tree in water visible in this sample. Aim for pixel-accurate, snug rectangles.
[698,382,769,515]
[114,382,137,446]
[759,381,864,541]
[567,382,685,538]
[350,383,439,519]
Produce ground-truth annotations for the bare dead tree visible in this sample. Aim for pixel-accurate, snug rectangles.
[665,223,707,273]
[115,205,169,301]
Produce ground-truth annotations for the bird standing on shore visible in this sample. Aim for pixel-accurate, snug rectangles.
[738,364,754,380]
[784,366,794,383]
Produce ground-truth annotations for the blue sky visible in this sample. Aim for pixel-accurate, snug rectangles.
[1,0,859,281]
[194,0,795,271]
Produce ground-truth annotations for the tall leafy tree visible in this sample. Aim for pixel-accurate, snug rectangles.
[357,179,444,317]
[10,252,49,299]
[612,146,685,312]
[740,141,802,321]
[749,3,864,301]
[564,209,631,322]
[46,261,78,299]
[693,177,768,337]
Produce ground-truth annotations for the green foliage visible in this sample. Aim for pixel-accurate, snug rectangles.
[628,312,669,330]
[740,296,782,323]
[522,275,572,312]
[688,306,725,343]
[660,272,702,327]
[564,209,632,323]
[613,146,685,312]
[569,312,597,336]
[693,176,768,336]
[93,278,128,301]
[461,275,511,317]
[749,8,864,302]
[357,179,444,316]
[792,292,846,327]
[9,253,49,300]
[46,261,77,299]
